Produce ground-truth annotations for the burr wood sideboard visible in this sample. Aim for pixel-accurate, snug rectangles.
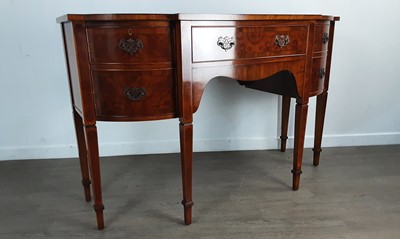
[57,13,339,229]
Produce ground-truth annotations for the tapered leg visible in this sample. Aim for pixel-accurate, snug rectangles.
[73,111,91,202]
[292,100,308,191]
[179,121,194,225]
[84,125,105,230]
[280,96,291,152]
[313,91,328,166]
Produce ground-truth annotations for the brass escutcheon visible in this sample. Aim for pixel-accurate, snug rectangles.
[274,35,290,48]
[124,87,146,101]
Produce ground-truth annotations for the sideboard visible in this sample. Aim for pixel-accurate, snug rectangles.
[57,13,339,229]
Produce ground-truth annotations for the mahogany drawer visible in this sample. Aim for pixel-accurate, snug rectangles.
[86,24,173,64]
[192,25,309,63]
[309,56,327,96]
[91,69,177,121]
[313,24,330,52]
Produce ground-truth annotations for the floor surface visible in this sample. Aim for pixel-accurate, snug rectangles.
[0,145,399,238]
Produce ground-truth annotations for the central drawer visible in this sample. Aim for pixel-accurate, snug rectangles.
[91,69,177,121]
[192,25,309,63]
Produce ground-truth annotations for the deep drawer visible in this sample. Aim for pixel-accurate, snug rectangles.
[86,24,173,64]
[309,56,327,97]
[92,69,177,121]
[192,25,309,62]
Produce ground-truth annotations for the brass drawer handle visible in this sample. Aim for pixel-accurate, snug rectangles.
[217,36,235,51]
[119,38,144,55]
[274,35,290,48]
[319,68,326,79]
[124,87,146,101]
[322,32,329,44]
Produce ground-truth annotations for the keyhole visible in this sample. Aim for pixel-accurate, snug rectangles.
[128,29,133,35]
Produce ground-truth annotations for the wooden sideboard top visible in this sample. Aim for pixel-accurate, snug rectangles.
[57,13,340,23]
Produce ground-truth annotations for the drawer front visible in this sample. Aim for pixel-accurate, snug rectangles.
[313,24,330,52]
[192,25,309,62]
[309,56,327,96]
[86,25,173,64]
[92,70,177,120]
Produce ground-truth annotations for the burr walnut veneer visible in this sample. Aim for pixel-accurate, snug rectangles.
[57,13,339,229]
